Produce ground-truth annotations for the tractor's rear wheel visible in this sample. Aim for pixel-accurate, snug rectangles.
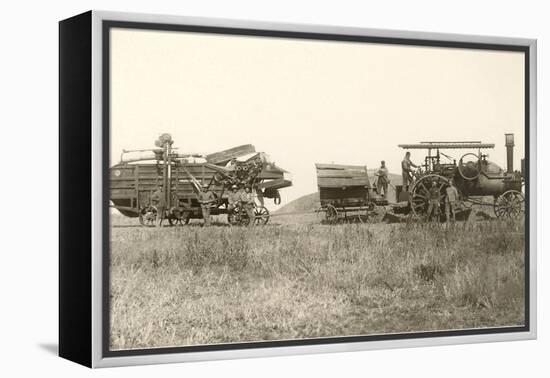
[494,190,524,218]
[410,174,449,219]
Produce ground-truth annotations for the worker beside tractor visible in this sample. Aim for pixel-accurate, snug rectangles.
[426,181,441,222]
[445,179,460,222]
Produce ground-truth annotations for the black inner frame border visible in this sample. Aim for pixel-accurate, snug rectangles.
[102,20,531,358]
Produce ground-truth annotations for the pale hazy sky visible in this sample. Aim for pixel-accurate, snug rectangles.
[110,28,525,206]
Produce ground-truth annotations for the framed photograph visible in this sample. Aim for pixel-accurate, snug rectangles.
[59,10,537,368]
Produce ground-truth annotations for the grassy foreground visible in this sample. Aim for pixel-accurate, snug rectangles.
[110,219,525,350]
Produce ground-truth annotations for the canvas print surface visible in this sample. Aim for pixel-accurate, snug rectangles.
[107,26,527,351]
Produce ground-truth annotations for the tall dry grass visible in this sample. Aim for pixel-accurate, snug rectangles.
[110,219,525,350]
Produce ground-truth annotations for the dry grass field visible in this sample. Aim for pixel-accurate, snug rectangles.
[109,215,525,350]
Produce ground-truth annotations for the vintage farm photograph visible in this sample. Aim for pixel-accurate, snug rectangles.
[107,27,527,351]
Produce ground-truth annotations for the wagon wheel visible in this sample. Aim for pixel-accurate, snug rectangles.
[410,174,449,218]
[228,206,249,226]
[366,205,386,224]
[325,204,339,224]
[138,206,157,227]
[458,153,481,181]
[181,212,191,224]
[168,211,191,226]
[254,206,270,225]
[227,210,237,225]
[168,218,180,226]
[494,190,524,218]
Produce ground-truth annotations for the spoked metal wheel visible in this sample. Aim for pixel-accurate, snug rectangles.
[228,207,250,226]
[168,211,191,226]
[325,204,339,224]
[138,206,157,227]
[494,190,525,218]
[410,174,449,218]
[254,206,270,225]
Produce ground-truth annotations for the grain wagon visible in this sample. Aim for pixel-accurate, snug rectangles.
[315,163,388,223]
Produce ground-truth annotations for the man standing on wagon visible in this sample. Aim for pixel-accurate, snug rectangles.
[375,160,389,198]
[198,186,216,227]
[402,151,418,192]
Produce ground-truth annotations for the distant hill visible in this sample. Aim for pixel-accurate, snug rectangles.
[275,172,402,214]
[275,192,321,214]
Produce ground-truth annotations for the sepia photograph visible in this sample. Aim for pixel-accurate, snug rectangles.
[107,24,527,352]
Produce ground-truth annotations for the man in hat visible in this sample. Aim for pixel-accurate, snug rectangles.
[198,186,216,227]
[151,186,166,228]
[445,179,460,222]
[375,160,389,198]
[426,181,441,222]
[227,185,240,216]
[401,151,418,191]
[240,186,256,227]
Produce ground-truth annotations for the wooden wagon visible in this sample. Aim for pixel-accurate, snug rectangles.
[315,163,387,223]
[110,135,292,226]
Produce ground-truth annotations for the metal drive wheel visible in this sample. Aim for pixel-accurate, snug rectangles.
[138,206,157,227]
[458,153,481,181]
[325,204,339,224]
[494,190,524,218]
[254,206,270,225]
[410,174,449,218]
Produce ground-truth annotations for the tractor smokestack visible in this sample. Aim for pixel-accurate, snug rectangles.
[505,133,514,173]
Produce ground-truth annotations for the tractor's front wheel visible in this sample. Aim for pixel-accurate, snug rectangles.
[494,190,524,218]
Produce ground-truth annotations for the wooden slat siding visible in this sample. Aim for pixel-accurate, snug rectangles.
[318,177,371,188]
[315,162,371,189]
[205,144,256,164]
[319,187,368,205]
[316,170,369,178]
[315,163,368,170]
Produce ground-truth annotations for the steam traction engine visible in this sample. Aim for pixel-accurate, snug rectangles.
[398,133,524,219]
[110,134,292,226]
